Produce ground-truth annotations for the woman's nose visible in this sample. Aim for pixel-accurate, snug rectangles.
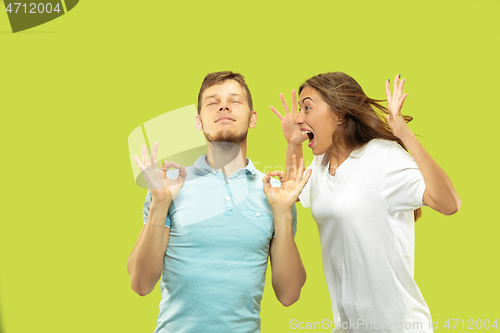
[295,111,305,125]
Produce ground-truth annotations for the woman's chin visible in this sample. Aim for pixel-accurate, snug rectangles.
[309,145,322,155]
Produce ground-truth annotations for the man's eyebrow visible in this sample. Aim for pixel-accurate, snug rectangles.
[204,93,243,101]
[204,94,218,101]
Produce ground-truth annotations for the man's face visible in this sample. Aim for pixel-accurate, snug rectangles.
[196,80,257,144]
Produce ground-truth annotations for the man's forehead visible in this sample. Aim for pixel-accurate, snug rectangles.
[203,80,246,99]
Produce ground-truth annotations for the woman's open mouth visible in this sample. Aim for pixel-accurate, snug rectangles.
[301,130,315,148]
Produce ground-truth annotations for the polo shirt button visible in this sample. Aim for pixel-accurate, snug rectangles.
[256,212,260,217]
[226,196,230,201]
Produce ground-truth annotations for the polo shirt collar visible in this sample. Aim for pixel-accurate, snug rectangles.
[194,154,257,175]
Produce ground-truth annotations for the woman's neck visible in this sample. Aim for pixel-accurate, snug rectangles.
[326,145,354,175]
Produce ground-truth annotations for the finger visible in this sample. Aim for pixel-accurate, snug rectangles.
[270,171,287,183]
[280,93,290,114]
[291,90,297,115]
[262,172,272,192]
[398,78,406,101]
[133,155,146,171]
[298,169,312,190]
[393,74,401,102]
[296,157,306,183]
[270,106,284,120]
[141,145,149,165]
[163,161,182,170]
[151,142,159,166]
[289,154,297,180]
[397,93,408,110]
[177,166,187,183]
[385,79,392,104]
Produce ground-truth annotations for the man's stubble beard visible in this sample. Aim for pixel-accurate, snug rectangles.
[201,116,251,144]
[203,128,248,144]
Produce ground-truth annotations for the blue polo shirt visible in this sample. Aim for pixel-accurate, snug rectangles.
[142,155,297,333]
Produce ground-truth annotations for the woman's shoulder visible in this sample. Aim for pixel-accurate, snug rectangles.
[367,139,409,153]
[356,139,409,162]
[365,138,397,150]
[354,139,394,156]
[366,139,416,171]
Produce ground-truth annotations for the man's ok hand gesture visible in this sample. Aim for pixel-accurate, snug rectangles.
[263,155,311,215]
[133,142,187,203]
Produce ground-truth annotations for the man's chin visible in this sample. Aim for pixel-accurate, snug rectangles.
[204,130,248,144]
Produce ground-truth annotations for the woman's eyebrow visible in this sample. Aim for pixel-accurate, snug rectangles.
[301,97,313,104]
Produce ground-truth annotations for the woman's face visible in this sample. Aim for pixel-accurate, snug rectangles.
[296,86,339,155]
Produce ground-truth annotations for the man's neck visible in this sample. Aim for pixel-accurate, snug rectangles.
[206,139,248,179]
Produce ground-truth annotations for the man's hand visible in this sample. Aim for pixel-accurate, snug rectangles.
[263,155,311,215]
[133,141,187,203]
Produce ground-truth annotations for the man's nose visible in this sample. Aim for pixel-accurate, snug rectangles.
[219,100,230,112]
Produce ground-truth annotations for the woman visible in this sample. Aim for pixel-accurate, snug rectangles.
[270,72,461,332]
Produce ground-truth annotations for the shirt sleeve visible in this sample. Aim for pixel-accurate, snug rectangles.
[382,142,426,214]
[142,190,172,229]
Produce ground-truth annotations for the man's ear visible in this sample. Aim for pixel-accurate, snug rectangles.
[195,114,203,131]
[249,110,257,129]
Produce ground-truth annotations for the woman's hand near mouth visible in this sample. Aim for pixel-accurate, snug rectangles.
[271,90,308,145]
[271,90,308,181]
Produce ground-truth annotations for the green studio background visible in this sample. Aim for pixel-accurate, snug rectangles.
[0,0,498,332]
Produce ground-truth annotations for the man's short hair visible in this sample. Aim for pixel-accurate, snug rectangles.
[197,71,253,114]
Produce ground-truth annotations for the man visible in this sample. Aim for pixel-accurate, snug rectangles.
[127,71,310,333]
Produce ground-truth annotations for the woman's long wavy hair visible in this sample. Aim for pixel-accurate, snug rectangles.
[299,72,422,221]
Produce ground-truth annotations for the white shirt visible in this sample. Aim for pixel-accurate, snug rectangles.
[299,139,432,333]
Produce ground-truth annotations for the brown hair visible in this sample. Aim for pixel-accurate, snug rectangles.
[197,71,253,114]
[299,72,422,221]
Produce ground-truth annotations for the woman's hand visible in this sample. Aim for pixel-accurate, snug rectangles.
[133,141,187,203]
[385,74,413,140]
[271,90,308,145]
[263,155,312,215]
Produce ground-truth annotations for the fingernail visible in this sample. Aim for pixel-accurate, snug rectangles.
[388,79,390,83]
[399,74,401,78]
